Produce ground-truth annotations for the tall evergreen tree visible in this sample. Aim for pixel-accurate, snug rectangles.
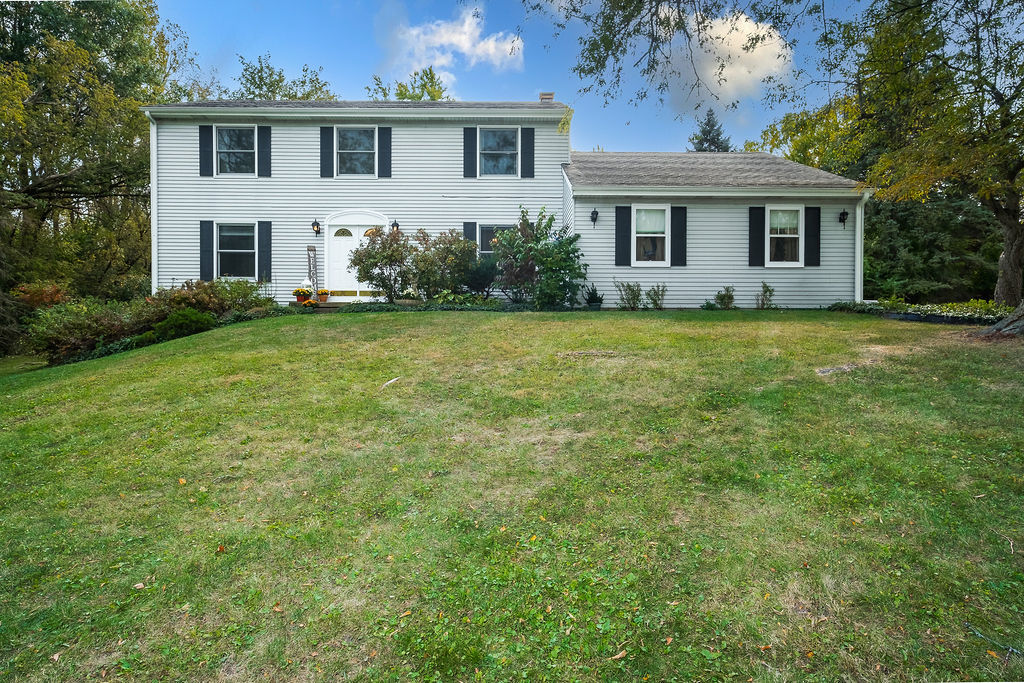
[688,109,732,152]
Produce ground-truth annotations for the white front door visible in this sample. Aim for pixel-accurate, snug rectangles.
[326,225,383,299]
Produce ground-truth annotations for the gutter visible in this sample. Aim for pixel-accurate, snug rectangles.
[145,110,158,294]
[570,185,863,198]
[140,106,567,122]
[855,188,873,303]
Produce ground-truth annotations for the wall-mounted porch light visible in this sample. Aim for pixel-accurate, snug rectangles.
[311,219,321,236]
[838,209,849,228]
[390,220,400,231]
[590,209,599,227]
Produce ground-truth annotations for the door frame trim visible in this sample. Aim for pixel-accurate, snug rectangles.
[322,209,391,295]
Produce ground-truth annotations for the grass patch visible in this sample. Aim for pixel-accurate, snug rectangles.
[1,311,1022,680]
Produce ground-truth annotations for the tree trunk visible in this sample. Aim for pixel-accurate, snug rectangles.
[981,299,1024,336]
[990,194,1023,307]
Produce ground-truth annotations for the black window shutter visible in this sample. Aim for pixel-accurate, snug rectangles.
[615,206,631,266]
[320,126,334,177]
[200,220,214,281]
[521,127,535,178]
[257,126,271,177]
[463,221,477,242]
[805,206,821,266]
[463,127,477,178]
[378,127,392,178]
[199,125,213,176]
[670,206,687,266]
[257,221,272,282]
[749,206,765,267]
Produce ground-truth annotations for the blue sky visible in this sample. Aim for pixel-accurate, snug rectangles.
[158,0,834,151]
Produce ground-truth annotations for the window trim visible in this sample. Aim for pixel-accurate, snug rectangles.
[764,204,804,268]
[213,125,257,177]
[477,125,520,178]
[478,223,514,254]
[335,124,377,177]
[631,203,671,267]
[215,222,258,280]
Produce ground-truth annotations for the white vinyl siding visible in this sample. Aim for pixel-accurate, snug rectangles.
[576,197,857,308]
[154,119,568,301]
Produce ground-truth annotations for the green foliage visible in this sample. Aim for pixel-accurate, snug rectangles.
[714,286,736,310]
[348,229,415,302]
[152,308,216,341]
[645,284,668,310]
[464,257,499,299]
[699,300,720,311]
[583,283,604,306]
[366,66,451,101]
[754,281,777,310]
[232,53,336,100]
[411,229,477,299]
[150,279,273,316]
[613,280,644,310]
[492,207,587,309]
[25,298,162,364]
[688,109,732,152]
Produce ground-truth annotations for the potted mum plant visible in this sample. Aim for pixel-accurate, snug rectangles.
[317,289,330,303]
[292,287,312,302]
[301,298,319,310]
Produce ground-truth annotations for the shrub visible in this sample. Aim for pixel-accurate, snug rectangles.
[151,279,273,316]
[645,284,668,310]
[26,298,159,363]
[613,280,645,310]
[411,229,477,299]
[754,281,777,310]
[11,281,69,309]
[582,283,604,307]
[348,229,415,302]
[133,330,159,347]
[465,257,498,299]
[152,307,217,341]
[492,207,587,309]
[700,300,719,310]
[714,286,737,310]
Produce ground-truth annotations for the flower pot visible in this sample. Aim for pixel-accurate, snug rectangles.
[318,295,328,302]
[296,295,309,303]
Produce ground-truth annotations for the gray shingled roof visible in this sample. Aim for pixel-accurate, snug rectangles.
[564,152,859,189]
[144,99,564,110]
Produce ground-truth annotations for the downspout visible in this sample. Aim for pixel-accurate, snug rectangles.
[854,189,872,302]
[145,110,158,294]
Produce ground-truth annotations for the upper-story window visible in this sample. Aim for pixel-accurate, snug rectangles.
[479,127,518,176]
[632,205,669,266]
[337,127,376,175]
[216,126,256,174]
[766,205,803,266]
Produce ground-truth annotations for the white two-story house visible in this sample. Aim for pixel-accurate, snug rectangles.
[142,97,870,308]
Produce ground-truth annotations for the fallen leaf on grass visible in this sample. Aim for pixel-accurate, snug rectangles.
[666,637,672,645]
[133,583,145,590]
[987,650,1001,659]
[610,650,627,660]
[400,610,411,617]
[178,478,186,485]
[272,603,283,613]
[216,545,225,554]
[50,653,60,662]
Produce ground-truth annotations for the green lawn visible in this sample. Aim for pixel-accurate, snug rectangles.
[1,311,1022,681]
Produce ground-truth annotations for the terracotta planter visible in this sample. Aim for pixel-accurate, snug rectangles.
[296,295,309,303]
[318,294,329,302]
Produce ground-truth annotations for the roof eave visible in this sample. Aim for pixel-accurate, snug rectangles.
[569,184,867,197]
[140,105,567,121]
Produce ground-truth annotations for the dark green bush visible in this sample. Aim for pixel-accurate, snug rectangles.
[153,307,216,341]
[349,229,415,302]
[411,229,477,299]
[714,286,737,310]
[26,297,163,363]
[465,257,499,299]
[133,330,159,347]
[645,284,668,310]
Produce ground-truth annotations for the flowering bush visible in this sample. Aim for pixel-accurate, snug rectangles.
[292,288,312,298]
[301,298,319,308]
[317,289,330,296]
[828,298,1013,323]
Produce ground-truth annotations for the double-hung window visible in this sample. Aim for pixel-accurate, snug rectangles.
[479,128,518,176]
[217,224,256,278]
[216,126,256,174]
[766,206,803,266]
[478,225,512,254]
[337,127,376,175]
[632,205,669,265]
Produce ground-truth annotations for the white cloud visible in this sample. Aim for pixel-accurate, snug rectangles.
[661,13,792,113]
[381,6,523,88]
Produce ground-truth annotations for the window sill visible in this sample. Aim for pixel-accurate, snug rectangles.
[630,261,671,267]
[764,262,804,268]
